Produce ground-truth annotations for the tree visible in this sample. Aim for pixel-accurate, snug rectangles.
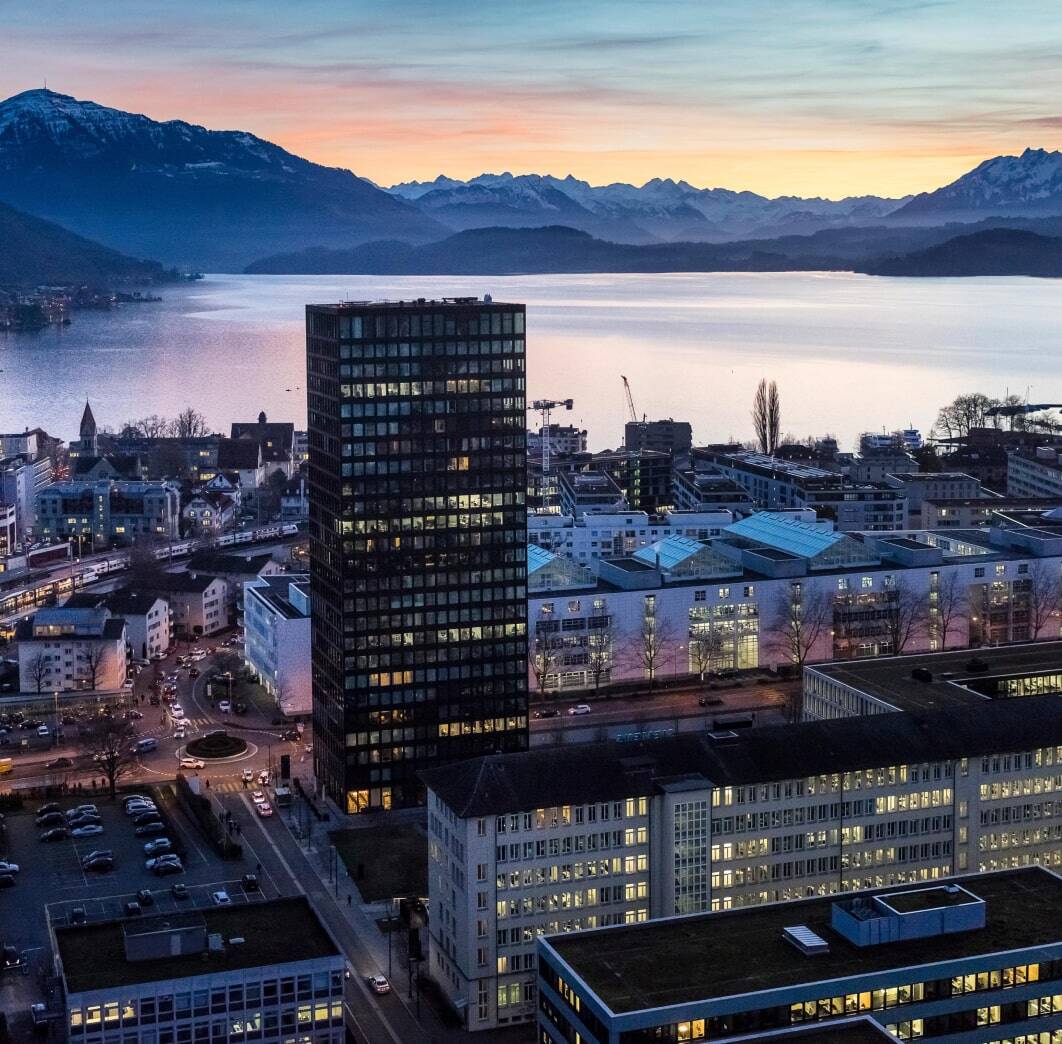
[84,643,108,691]
[528,633,559,694]
[933,392,1000,441]
[127,539,167,590]
[932,571,966,651]
[26,651,49,694]
[688,626,725,682]
[78,716,137,798]
[1025,562,1062,640]
[169,407,210,439]
[880,577,928,656]
[752,378,781,455]
[626,610,679,692]
[769,583,834,720]
[586,630,613,694]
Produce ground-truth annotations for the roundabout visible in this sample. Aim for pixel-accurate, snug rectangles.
[185,731,248,760]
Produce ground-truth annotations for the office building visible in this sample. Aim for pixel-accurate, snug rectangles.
[1008,447,1062,498]
[306,297,528,813]
[884,472,984,526]
[244,573,312,715]
[526,510,1062,693]
[538,867,1062,1044]
[1,452,51,544]
[53,897,345,1044]
[624,417,693,459]
[423,646,1062,1030]
[694,449,907,532]
[17,607,128,692]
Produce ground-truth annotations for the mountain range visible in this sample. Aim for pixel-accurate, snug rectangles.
[4,88,1062,275]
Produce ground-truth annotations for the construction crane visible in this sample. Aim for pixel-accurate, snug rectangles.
[621,375,639,424]
[529,397,574,512]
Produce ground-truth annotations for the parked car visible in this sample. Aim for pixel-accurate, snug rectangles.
[145,854,181,872]
[71,824,104,838]
[125,804,157,819]
[66,804,98,818]
[0,860,20,875]
[122,794,152,807]
[36,802,61,816]
[135,822,167,836]
[82,854,113,872]
[67,815,102,829]
[218,699,231,713]
[567,703,592,716]
[81,849,112,866]
[212,890,231,905]
[143,838,173,856]
[35,812,65,828]
[125,901,142,917]
[39,826,69,842]
[171,883,189,899]
[132,813,163,828]
[179,757,205,770]
[136,889,155,906]
[46,756,74,769]
[367,975,391,995]
[241,873,259,892]
[0,874,16,888]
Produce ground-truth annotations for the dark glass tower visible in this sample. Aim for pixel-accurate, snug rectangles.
[306,298,528,812]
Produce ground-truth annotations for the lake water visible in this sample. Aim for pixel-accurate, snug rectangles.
[2,272,1060,449]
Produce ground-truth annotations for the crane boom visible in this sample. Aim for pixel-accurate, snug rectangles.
[621,375,638,424]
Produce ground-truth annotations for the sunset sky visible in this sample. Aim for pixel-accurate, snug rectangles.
[4,0,1062,199]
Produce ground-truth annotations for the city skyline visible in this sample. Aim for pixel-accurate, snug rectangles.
[4,0,1062,199]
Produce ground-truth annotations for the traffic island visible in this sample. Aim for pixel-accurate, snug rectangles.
[185,731,247,759]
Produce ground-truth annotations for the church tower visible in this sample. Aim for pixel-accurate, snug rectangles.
[74,400,98,457]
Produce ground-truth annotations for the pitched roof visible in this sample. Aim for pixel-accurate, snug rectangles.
[147,572,219,594]
[187,552,276,576]
[724,512,844,558]
[217,439,262,471]
[79,401,96,438]
[421,694,1062,818]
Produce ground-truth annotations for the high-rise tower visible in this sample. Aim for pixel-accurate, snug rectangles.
[306,297,528,811]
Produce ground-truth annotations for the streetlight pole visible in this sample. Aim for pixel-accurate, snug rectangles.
[387,901,393,979]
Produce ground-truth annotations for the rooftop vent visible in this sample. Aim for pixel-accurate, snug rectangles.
[207,933,224,952]
[706,730,739,742]
[229,937,245,945]
[782,925,830,956]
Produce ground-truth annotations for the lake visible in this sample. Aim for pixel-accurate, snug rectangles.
[2,272,1059,449]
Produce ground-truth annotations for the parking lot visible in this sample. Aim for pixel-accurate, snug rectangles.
[0,784,282,959]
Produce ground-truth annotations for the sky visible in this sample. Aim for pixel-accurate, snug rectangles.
[3,0,1062,199]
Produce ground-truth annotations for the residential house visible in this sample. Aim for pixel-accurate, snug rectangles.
[17,607,127,692]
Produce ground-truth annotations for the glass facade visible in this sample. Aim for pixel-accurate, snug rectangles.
[306,300,529,810]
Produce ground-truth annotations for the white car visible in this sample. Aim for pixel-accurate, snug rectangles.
[71,824,104,838]
[191,651,208,662]
[179,757,205,770]
[256,802,273,817]
[251,790,266,803]
[367,975,391,995]
[172,727,186,740]
[171,705,185,719]
[567,703,592,716]
[241,769,254,783]
[212,890,231,905]
[0,861,19,875]
[218,700,232,713]
[36,724,49,737]
[257,770,269,785]
[125,802,157,817]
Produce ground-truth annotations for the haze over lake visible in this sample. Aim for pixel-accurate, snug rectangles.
[3,272,1060,449]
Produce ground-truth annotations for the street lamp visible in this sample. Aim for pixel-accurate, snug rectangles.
[52,690,59,747]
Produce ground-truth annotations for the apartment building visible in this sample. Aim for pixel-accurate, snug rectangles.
[423,646,1062,1031]
[0,452,52,544]
[539,867,1062,1044]
[146,573,228,638]
[36,479,181,546]
[17,607,128,692]
[884,472,984,526]
[672,469,755,514]
[558,471,628,518]
[243,573,311,715]
[527,510,1062,693]
[53,897,345,1044]
[528,424,588,457]
[1008,447,1062,498]
[66,590,171,661]
[624,418,693,459]
[693,449,907,532]
[528,509,733,567]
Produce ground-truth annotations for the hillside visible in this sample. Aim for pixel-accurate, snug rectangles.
[0,200,168,285]
[0,89,442,270]
[862,228,1062,277]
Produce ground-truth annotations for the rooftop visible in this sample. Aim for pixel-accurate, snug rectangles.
[422,690,1062,817]
[724,512,845,559]
[56,897,338,994]
[546,868,1062,1014]
[308,297,520,311]
[186,552,276,576]
[715,1020,895,1043]
[809,641,1062,713]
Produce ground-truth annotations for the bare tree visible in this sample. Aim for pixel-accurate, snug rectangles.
[78,716,137,798]
[26,650,49,694]
[933,572,966,651]
[880,577,928,656]
[933,392,1000,441]
[169,407,209,439]
[528,633,559,695]
[127,539,167,590]
[626,611,679,692]
[1025,562,1062,639]
[84,644,108,691]
[586,630,613,694]
[752,378,781,455]
[688,626,726,682]
[770,584,834,670]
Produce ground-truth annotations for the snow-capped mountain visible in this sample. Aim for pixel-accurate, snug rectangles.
[894,148,1062,221]
[386,171,907,243]
[0,88,441,269]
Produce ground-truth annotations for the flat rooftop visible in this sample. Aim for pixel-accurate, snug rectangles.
[56,897,338,993]
[547,869,1062,1015]
[723,1021,894,1043]
[809,641,1062,713]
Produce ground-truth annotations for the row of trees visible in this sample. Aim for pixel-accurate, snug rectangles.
[117,407,212,440]
[529,565,1062,703]
[933,391,1062,440]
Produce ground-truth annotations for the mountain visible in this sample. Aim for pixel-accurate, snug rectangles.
[0,199,169,285]
[893,148,1062,223]
[245,224,850,275]
[0,89,443,270]
[861,228,1062,277]
[387,172,908,243]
